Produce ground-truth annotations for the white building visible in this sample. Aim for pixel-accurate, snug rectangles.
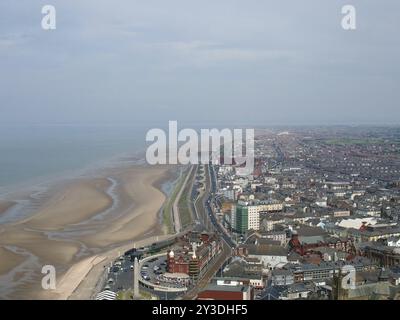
[248,206,260,231]
[387,237,400,247]
[245,245,288,271]
[337,217,378,229]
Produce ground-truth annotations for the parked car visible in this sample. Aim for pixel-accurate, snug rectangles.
[112,266,119,273]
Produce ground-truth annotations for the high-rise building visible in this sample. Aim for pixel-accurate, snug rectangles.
[236,205,248,234]
[247,206,260,231]
[235,203,262,233]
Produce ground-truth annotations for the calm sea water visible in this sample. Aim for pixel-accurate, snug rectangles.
[0,124,150,195]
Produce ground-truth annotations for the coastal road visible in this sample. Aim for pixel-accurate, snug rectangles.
[182,163,235,299]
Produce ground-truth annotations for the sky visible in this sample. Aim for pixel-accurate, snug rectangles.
[0,0,399,127]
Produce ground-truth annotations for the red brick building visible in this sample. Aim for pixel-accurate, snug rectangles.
[167,231,222,278]
[197,279,254,300]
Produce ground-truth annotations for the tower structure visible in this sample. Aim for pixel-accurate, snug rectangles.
[133,257,139,297]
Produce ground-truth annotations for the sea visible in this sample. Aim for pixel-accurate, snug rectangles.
[0,123,151,197]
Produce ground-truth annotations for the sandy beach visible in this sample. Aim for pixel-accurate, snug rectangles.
[0,164,176,299]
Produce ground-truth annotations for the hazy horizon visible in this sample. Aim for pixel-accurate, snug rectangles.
[1,0,400,187]
[1,0,400,127]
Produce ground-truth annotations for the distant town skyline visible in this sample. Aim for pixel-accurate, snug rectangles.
[1,0,400,126]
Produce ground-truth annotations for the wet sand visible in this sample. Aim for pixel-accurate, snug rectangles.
[0,201,16,216]
[23,178,112,230]
[0,246,26,275]
[0,164,174,299]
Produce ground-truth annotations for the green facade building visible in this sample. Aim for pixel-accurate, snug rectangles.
[236,205,248,234]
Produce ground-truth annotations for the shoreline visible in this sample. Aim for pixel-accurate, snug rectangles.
[54,166,179,300]
[0,150,147,225]
[0,149,146,206]
[0,161,177,299]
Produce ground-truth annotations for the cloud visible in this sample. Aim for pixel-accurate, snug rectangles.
[0,0,400,125]
[198,48,292,63]
[0,33,30,50]
[151,40,294,68]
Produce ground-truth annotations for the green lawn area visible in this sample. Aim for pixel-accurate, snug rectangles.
[116,289,158,300]
[116,290,132,300]
[162,166,196,232]
[178,167,196,229]
[162,168,188,234]
[178,198,192,228]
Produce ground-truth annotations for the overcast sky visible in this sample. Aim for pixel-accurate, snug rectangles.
[0,0,399,127]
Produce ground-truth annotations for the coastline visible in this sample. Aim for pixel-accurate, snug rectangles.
[0,160,178,299]
[57,165,179,300]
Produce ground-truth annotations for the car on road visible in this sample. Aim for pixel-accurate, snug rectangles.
[112,266,119,273]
